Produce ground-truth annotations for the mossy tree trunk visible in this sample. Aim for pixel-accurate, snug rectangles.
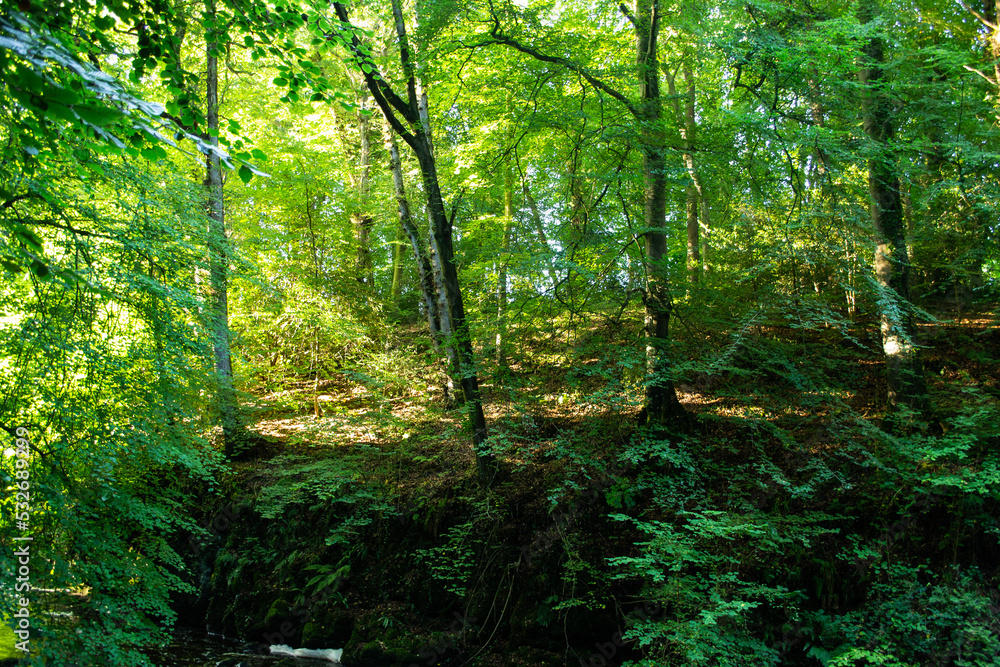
[205,0,239,456]
[858,0,929,416]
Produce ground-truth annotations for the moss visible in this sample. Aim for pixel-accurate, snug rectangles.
[263,598,291,633]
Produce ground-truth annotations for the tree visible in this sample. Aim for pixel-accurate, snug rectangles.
[204,0,240,455]
[858,0,929,416]
[667,59,711,284]
[0,21,224,664]
[329,0,496,486]
[479,0,689,427]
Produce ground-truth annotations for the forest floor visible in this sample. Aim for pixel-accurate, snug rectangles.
[188,307,1000,666]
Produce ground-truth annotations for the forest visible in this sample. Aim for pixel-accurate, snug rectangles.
[0,0,999,664]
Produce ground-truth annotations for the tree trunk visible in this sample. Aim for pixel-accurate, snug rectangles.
[352,213,374,286]
[685,185,699,284]
[682,65,700,284]
[385,124,453,398]
[635,0,686,426]
[567,137,588,234]
[353,93,375,286]
[497,157,513,368]
[858,0,928,416]
[669,62,709,284]
[205,0,238,456]
[389,221,405,314]
[521,179,557,285]
[336,0,495,485]
[684,64,711,277]
[426,214,462,405]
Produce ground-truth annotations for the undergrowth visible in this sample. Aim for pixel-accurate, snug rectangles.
[180,301,1000,667]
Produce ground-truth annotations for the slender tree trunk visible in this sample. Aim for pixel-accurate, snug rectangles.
[205,0,238,456]
[521,180,557,285]
[336,0,495,485]
[669,62,711,284]
[497,157,513,368]
[352,213,374,285]
[635,0,686,426]
[682,65,700,284]
[684,64,711,277]
[390,221,405,313]
[353,93,375,286]
[426,217,462,404]
[385,127,447,349]
[858,0,928,416]
[567,137,588,234]
[416,142,492,482]
[685,186,699,284]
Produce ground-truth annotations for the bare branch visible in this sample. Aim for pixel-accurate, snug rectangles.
[963,64,998,86]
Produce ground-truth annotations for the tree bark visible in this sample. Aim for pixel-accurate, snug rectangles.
[567,137,589,234]
[684,64,711,277]
[669,62,710,284]
[205,0,238,456]
[858,0,929,416]
[389,221,405,313]
[384,125,453,387]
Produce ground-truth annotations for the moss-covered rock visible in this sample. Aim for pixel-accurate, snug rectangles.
[301,609,353,648]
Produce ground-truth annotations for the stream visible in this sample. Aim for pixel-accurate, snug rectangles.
[147,629,352,667]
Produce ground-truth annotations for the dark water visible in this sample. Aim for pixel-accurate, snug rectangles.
[148,629,340,667]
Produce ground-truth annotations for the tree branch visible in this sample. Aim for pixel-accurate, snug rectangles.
[619,2,637,26]
[963,64,998,86]
[954,0,999,30]
[389,0,419,112]
[474,22,639,118]
[331,2,420,139]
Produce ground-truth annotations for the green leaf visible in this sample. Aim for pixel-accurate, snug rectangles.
[140,145,167,162]
[0,256,23,273]
[29,258,50,278]
[75,104,124,127]
[12,224,43,252]
[238,165,253,185]
[93,14,115,31]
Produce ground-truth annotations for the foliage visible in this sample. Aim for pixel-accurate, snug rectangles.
[414,517,480,599]
[0,124,223,663]
[815,566,1000,667]
[1,0,999,662]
